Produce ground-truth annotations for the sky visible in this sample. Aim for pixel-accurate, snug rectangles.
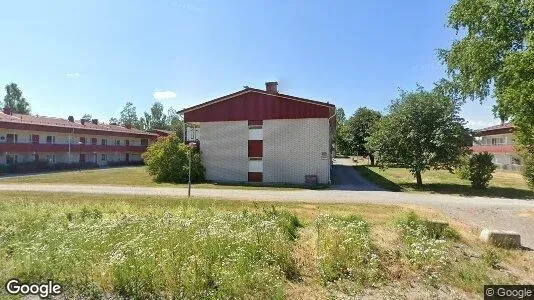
[0,0,499,129]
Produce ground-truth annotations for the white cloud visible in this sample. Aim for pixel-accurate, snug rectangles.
[153,90,177,100]
[65,72,81,77]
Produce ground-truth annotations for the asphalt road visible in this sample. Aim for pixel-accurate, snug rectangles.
[0,158,532,248]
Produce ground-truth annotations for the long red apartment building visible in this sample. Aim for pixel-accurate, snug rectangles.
[0,111,157,166]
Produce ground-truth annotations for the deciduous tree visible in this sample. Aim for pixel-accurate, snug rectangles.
[119,102,139,128]
[367,87,472,186]
[439,0,534,188]
[3,83,31,114]
[346,107,381,165]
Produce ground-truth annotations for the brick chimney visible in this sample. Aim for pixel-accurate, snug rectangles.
[265,82,278,94]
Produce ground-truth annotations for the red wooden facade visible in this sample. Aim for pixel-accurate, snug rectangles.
[182,88,335,123]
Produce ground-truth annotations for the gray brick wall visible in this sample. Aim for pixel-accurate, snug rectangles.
[263,118,330,184]
[199,121,248,182]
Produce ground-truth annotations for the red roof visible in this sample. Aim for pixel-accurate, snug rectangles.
[471,145,515,153]
[0,112,157,138]
[180,87,335,123]
[477,122,514,136]
[150,129,174,136]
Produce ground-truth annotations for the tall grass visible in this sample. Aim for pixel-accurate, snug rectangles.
[395,212,459,284]
[316,215,382,292]
[0,200,301,299]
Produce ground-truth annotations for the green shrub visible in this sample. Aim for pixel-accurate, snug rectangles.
[455,153,471,180]
[316,215,382,290]
[520,149,534,190]
[468,152,497,189]
[142,134,205,183]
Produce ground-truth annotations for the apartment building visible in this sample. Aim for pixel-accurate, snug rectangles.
[0,111,157,168]
[471,122,521,171]
[179,82,336,184]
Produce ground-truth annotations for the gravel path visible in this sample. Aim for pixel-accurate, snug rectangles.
[0,183,533,247]
[0,158,532,248]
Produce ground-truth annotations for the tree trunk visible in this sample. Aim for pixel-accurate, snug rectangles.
[415,170,423,186]
[369,155,375,166]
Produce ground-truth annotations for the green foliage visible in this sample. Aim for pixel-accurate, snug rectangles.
[440,0,534,189]
[456,153,471,180]
[0,201,299,299]
[142,134,205,183]
[345,107,381,163]
[395,212,459,284]
[395,211,460,242]
[465,152,497,189]
[119,102,140,128]
[333,108,351,156]
[2,83,31,114]
[139,102,169,131]
[521,150,534,190]
[482,248,502,269]
[80,114,92,122]
[316,215,382,291]
[367,87,472,185]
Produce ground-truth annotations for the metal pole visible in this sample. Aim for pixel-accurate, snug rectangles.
[188,149,192,197]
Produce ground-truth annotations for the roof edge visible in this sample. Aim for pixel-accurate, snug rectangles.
[178,88,334,114]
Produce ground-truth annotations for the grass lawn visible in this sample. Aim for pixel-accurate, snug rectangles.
[0,166,318,190]
[0,191,532,299]
[355,165,534,199]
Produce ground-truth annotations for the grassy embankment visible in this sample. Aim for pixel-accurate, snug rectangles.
[0,191,532,299]
[0,166,329,190]
[354,164,534,199]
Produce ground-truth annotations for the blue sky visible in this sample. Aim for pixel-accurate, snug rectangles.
[0,0,498,129]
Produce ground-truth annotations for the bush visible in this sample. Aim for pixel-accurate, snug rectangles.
[468,152,497,189]
[520,149,534,190]
[142,134,205,183]
[455,153,471,180]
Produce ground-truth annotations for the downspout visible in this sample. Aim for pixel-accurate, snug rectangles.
[328,109,337,185]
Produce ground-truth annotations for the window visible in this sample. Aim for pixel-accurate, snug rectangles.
[491,137,505,145]
[248,158,263,172]
[91,138,97,145]
[101,139,107,146]
[31,134,39,144]
[101,154,107,161]
[46,136,55,144]
[79,137,86,144]
[125,139,130,146]
[248,126,263,140]
[115,139,120,146]
[140,138,148,146]
[6,134,17,143]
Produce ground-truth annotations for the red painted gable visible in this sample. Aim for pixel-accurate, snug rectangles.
[183,90,333,122]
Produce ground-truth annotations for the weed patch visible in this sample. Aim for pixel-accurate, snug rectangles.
[316,215,382,293]
[0,202,301,299]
